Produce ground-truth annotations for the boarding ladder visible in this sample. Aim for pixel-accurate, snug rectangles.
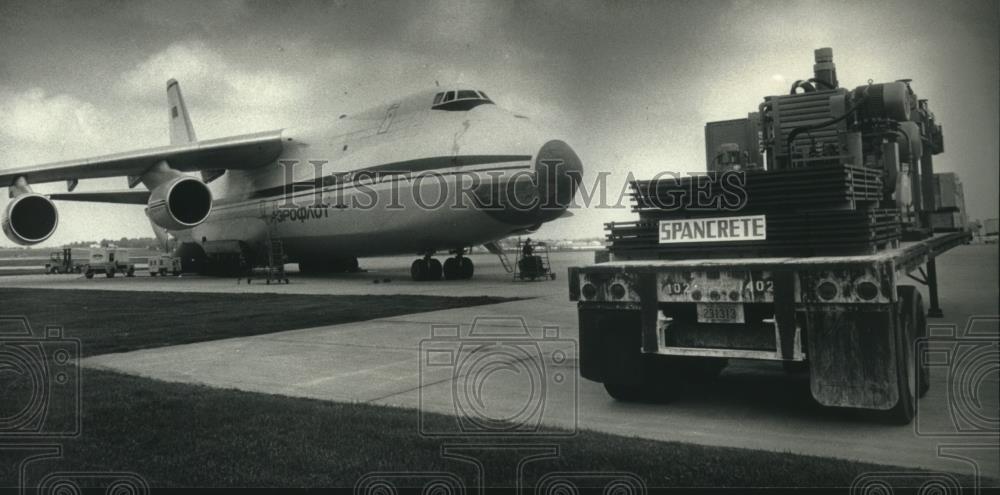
[484,241,514,273]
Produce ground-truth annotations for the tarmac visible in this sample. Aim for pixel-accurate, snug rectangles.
[2,245,997,480]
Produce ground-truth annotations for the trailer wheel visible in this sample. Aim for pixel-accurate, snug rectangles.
[679,357,728,382]
[916,298,930,399]
[106,269,115,278]
[604,382,647,402]
[85,270,94,279]
[782,361,809,374]
[605,355,680,403]
[887,286,920,424]
[907,288,930,398]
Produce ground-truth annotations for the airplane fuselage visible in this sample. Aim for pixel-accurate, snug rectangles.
[173,89,582,266]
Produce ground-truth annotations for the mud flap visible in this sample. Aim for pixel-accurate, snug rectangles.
[577,307,643,385]
[805,307,900,409]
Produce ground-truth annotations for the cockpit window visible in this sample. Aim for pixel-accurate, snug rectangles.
[432,89,495,111]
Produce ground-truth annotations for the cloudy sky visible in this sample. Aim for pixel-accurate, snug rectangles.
[1,0,997,246]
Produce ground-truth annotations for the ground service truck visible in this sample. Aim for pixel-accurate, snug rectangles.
[568,48,971,424]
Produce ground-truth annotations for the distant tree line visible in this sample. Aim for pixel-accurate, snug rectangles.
[65,237,159,249]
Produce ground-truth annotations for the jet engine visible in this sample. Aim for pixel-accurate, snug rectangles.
[146,176,213,230]
[2,193,59,245]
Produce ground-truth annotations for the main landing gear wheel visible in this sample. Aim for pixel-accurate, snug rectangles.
[410,258,442,281]
[410,259,427,281]
[443,257,459,280]
[443,256,474,280]
[460,257,473,279]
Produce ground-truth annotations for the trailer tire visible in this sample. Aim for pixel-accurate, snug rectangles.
[887,286,920,424]
[604,382,647,402]
[680,357,728,382]
[605,355,681,403]
[908,289,930,398]
[85,270,94,279]
[782,361,809,374]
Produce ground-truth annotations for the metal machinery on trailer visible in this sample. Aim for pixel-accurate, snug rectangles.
[568,48,971,424]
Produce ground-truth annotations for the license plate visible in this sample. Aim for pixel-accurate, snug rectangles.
[697,303,745,324]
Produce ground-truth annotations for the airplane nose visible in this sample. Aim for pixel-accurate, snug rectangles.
[472,139,583,227]
[535,139,583,215]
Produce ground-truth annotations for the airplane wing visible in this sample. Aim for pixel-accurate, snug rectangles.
[0,129,284,187]
[48,190,150,204]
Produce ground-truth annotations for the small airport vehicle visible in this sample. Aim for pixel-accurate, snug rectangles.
[514,240,556,281]
[44,247,83,274]
[147,254,181,276]
[568,49,971,424]
[83,246,135,279]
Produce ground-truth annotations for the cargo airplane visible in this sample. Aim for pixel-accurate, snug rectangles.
[0,81,583,280]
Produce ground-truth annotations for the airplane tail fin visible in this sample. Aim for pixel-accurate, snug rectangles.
[168,79,224,183]
[167,79,197,145]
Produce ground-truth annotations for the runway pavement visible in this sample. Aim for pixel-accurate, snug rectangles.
[4,245,998,480]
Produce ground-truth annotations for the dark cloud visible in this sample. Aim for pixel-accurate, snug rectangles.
[0,0,997,244]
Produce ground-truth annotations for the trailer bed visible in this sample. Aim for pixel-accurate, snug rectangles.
[593,231,969,274]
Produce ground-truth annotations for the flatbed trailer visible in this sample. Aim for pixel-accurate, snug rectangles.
[568,231,971,423]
